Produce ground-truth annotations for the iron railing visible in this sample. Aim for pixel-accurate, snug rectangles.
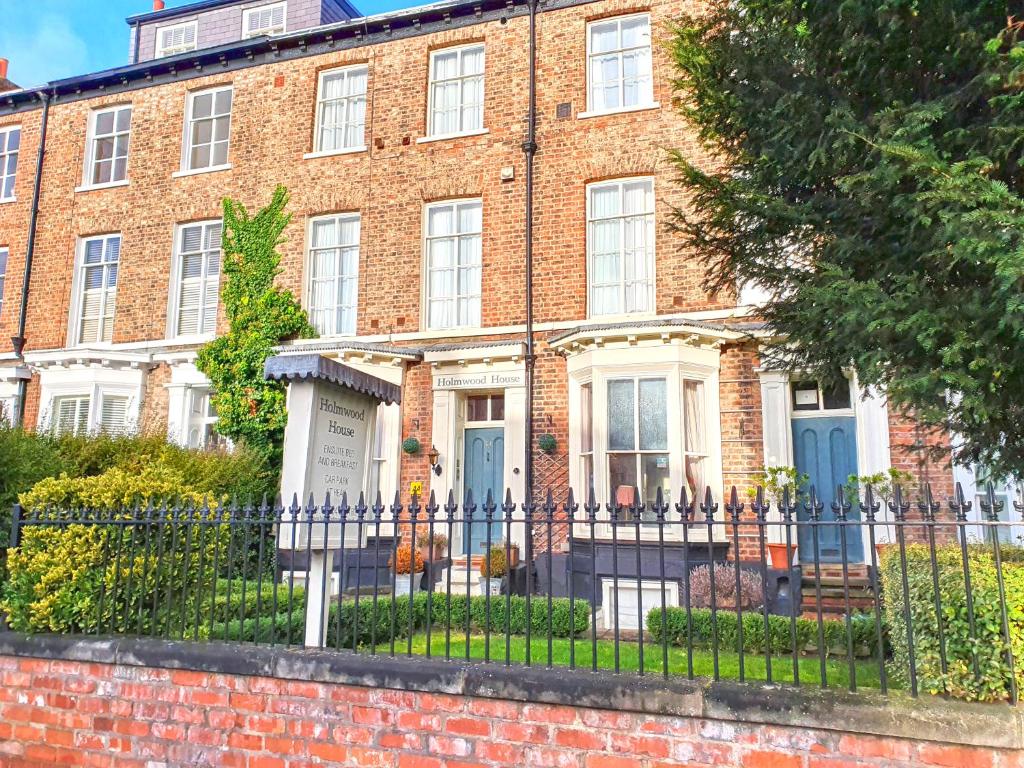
[4,482,1022,703]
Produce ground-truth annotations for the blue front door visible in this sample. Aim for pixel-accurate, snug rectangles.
[792,417,864,563]
[463,427,504,555]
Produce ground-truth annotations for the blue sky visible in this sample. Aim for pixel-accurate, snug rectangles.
[0,0,417,88]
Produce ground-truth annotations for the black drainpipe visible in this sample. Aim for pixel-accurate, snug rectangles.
[12,90,51,427]
[522,0,539,508]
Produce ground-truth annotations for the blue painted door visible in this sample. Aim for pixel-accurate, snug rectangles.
[463,427,504,555]
[792,417,864,563]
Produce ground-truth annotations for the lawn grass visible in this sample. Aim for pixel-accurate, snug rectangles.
[402,632,889,690]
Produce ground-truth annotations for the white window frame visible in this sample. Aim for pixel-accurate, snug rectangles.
[52,395,91,436]
[168,220,223,341]
[242,2,288,38]
[48,387,136,437]
[155,21,199,59]
[180,86,233,175]
[306,213,361,337]
[310,65,368,156]
[584,13,656,117]
[425,44,486,140]
[566,343,724,542]
[0,246,7,318]
[0,125,20,202]
[586,176,656,318]
[81,105,132,190]
[71,234,121,347]
[423,198,483,331]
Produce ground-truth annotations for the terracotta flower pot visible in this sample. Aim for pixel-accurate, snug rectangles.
[767,543,796,569]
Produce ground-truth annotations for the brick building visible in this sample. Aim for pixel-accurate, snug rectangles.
[0,0,975,582]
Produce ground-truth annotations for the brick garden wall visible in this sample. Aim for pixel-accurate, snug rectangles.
[0,653,1020,768]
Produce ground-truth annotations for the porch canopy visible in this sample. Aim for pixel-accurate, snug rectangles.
[264,353,402,406]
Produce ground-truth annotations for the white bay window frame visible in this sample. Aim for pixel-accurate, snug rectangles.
[71,234,121,346]
[425,44,485,139]
[566,342,724,541]
[82,105,132,190]
[306,213,360,337]
[586,177,656,318]
[423,198,483,330]
[242,2,287,38]
[169,220,222,340]
[311,65,368,156]
[585,13,655,116]
[42,380,140,437]
[156,21,198,59]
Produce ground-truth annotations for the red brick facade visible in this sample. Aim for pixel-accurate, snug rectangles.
[0,654,1018,768]
[0,0,957,562]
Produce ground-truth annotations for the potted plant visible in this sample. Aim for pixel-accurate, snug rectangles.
[537,433,557,454]
[747,466,807,569]
[417,531,449,562]
[389,539,425,597]
[478,546,508,596]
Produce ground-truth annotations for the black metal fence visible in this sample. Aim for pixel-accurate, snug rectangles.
[4,483,1022,704]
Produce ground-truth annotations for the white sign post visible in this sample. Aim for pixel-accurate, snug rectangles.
[266,354,400,648]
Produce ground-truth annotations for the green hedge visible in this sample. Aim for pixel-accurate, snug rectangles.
[880,543,1024,702]
[646,606,882,658]
[215,591,590,648]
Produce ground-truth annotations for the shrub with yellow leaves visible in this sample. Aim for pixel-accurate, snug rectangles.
[2,464,228,636]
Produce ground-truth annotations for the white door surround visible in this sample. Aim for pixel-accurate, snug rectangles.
[427,344,527,552]
[758,369,893,549]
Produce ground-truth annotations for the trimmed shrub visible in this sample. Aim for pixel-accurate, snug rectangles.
[2,465,228,635]
[647,606,882,658]
[216,590,591,648]
[880,543,1024,702]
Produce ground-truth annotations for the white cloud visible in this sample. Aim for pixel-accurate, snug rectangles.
[0,8,97,87]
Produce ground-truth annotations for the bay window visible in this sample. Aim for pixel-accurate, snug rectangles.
[607,377,669,518]
[587,178,655,317]
[53,395,91,436]
[566,342,723,537]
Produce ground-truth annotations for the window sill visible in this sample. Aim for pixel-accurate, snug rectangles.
[0,196,16,204]
[416,129,489,145]
[585,311,659,323]
[172,164,232,179]
[303,146,367,160]
[75,180,130,194]
[577,103,661,120]
[165,333,216,346]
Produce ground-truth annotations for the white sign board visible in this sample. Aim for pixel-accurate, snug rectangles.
[432,370,525,390]
[278,379,378,551]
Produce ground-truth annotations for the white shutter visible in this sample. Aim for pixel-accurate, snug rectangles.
[79,290,102,343]
[53,396,90,436]
[99,396,129,434]
[177,281,202,336]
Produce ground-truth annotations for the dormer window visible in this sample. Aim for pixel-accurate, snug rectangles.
[156,21,198,58]
[243,2,287,38]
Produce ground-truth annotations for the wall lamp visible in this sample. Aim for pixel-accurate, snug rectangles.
[428,445,442,477]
